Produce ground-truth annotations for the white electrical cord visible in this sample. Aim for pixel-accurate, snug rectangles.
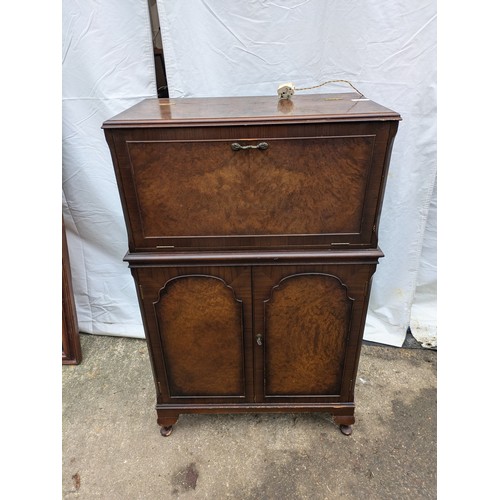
[277,79,365,100]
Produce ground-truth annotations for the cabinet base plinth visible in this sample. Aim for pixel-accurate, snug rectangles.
[156,403,356,435]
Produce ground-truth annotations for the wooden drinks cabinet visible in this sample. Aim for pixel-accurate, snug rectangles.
[102,93,400,436]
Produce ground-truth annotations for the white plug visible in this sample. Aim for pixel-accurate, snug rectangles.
[277,83,295,100]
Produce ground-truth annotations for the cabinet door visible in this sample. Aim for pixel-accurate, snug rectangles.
[252,265,374,403]
[135,266,253,404]
[111,121,395,251]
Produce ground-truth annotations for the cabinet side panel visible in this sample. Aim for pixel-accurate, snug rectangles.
[155,276,245,397]
[62,217,82,365]
[264,274,352,396]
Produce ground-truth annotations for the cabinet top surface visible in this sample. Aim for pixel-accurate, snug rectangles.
[102,93,401,128]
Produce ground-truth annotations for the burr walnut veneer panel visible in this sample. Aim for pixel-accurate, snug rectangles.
[263,273,352,396]
[155,276,246,398]
[126,135,374,238]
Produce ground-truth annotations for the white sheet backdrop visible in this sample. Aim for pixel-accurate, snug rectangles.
[63,0,436,347]
[62,0,156,337]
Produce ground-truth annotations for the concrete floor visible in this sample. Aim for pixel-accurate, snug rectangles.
[62,333,436,499]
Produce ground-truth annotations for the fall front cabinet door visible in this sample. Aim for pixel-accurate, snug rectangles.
[135,264,371,405]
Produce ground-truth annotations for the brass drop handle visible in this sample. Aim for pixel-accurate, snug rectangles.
[256,334,263,346]
[231,142,268,151]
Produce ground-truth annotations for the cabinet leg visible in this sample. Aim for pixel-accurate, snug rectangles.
[160,425,174,437]
[157,415,179,437]
[332,414,355,436]
[339,424,353,436]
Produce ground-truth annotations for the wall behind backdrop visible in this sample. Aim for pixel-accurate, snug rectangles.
[62,0,436,347]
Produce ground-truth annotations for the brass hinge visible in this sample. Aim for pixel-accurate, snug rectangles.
[373,224,377,232]
[139,284,144,300]
[157,381,162,393]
